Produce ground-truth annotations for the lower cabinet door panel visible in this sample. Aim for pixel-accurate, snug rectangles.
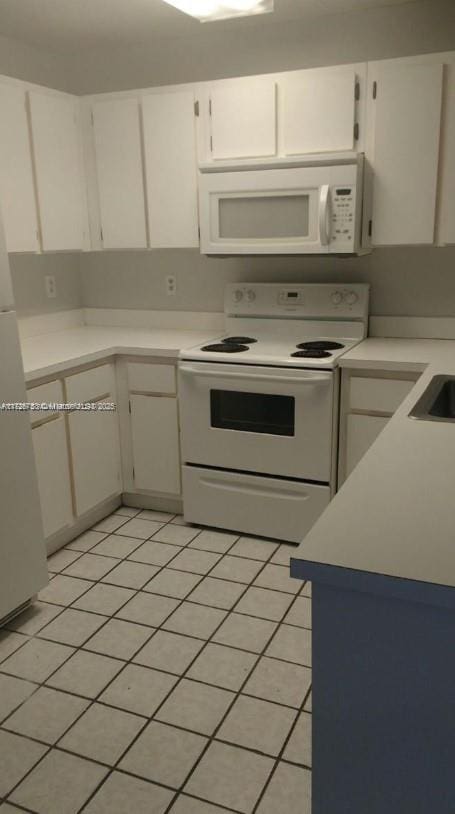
[182,465,330,543]
[69,401,121,516]
[345,413,389,477]
[130,395,181,494]
[32,417,73,538]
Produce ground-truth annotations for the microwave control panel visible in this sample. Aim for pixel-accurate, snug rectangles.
[331,187,355,246]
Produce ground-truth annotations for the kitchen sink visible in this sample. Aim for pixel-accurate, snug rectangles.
[409,375,455,422]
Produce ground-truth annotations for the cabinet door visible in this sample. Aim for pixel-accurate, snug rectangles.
[28,91,87,251]
[0,83,39,252]
[142,91,199,248]
[130,395,180,494]
[32,418,73,538]
[281,67,358,155]
[437,54,455,245]
[209,79,276,160]
[92,97,147,249]
[366,60,443,246]
[345,413,389,478]
[69,401,121,516]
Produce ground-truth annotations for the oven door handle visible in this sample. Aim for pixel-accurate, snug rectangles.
[179,366,331,385]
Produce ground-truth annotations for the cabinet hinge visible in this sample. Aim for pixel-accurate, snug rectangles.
[194,100,199,117]
[372,81,377,100]
[353,122,360,141]
[368,219,373,238]
[355,81,360,101]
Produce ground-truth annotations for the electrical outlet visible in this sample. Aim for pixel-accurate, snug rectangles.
[165,275,177,296]
[45,275,57,299]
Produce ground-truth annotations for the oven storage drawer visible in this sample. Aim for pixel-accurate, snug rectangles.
[182,465,330,544]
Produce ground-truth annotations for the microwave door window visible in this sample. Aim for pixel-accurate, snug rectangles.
[211,390,295,437]
[218,195,310,240]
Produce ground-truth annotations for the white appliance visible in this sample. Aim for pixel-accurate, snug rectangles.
[0,211,48,625]
[179,282,369,543]
[198,153,371,255]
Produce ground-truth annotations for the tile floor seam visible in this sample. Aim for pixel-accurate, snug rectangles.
[250,683,313,814]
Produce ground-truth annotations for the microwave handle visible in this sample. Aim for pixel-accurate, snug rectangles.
[318,185,332,246]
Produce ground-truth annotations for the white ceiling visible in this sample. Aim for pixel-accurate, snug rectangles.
[0,0,418,53]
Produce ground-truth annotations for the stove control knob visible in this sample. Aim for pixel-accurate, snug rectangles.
[233,289,244,303]
[344,291,359,305]
[331,291,343,305]
[246,290,256,302]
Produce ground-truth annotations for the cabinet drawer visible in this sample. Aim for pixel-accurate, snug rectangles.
[349,376,415,414]
[65,364,114,403]
[127,362,176,394]
[27,380,63,425]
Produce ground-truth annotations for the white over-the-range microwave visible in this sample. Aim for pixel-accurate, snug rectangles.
[198,153,372,255]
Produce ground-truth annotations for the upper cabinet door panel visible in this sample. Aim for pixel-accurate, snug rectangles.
[367,61,443,246]
[92,97,147,249]
[0,83,39,253]
[142,91,199,248]
[281,68,358,155]
[210,80,277,160]
[29,91,87,251]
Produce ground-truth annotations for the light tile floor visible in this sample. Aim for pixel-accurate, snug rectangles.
[0,507,312,814]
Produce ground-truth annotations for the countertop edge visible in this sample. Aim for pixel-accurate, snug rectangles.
[290,558,455,609]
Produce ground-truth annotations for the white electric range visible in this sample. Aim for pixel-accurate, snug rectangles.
[179,282,369,543]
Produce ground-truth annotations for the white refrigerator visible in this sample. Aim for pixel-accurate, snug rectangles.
[0,213,48,625]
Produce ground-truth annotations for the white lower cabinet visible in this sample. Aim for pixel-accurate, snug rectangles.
[338,368,420,486]
[31,417,73,538]
[130,394,181,495]
[69,400,121,517]
[345,413,389,478]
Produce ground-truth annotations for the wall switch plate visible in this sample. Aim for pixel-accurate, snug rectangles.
[165,275,177,296]
[45,275,57,299]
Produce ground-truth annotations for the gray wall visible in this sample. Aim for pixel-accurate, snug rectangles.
[10,254,82,316]
[79,247,455,318]
[63,0,455,95]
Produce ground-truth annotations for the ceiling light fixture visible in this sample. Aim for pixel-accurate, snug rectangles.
[162,0,273,23]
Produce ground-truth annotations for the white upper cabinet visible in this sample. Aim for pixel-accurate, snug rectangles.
[0,82,39,253]
[366,59,443,246]
[280,66,360,155]
[28,91,88,251]
[206,78,277,161]
[142,90,199,248]
[92,97,148,249]
[436,53,455,246]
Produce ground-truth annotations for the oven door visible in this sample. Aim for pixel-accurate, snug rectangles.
[179,362,334,482]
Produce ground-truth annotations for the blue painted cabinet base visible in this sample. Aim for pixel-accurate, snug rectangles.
[312,582,455,814]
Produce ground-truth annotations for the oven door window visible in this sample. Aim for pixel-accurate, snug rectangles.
[210,390,295,436]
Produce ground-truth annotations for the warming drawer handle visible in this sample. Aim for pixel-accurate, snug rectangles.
[201,477,310,501]
[180,366,331,385]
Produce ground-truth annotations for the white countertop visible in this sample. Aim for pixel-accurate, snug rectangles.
[20,325,219,382]
[292,337,455,595]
